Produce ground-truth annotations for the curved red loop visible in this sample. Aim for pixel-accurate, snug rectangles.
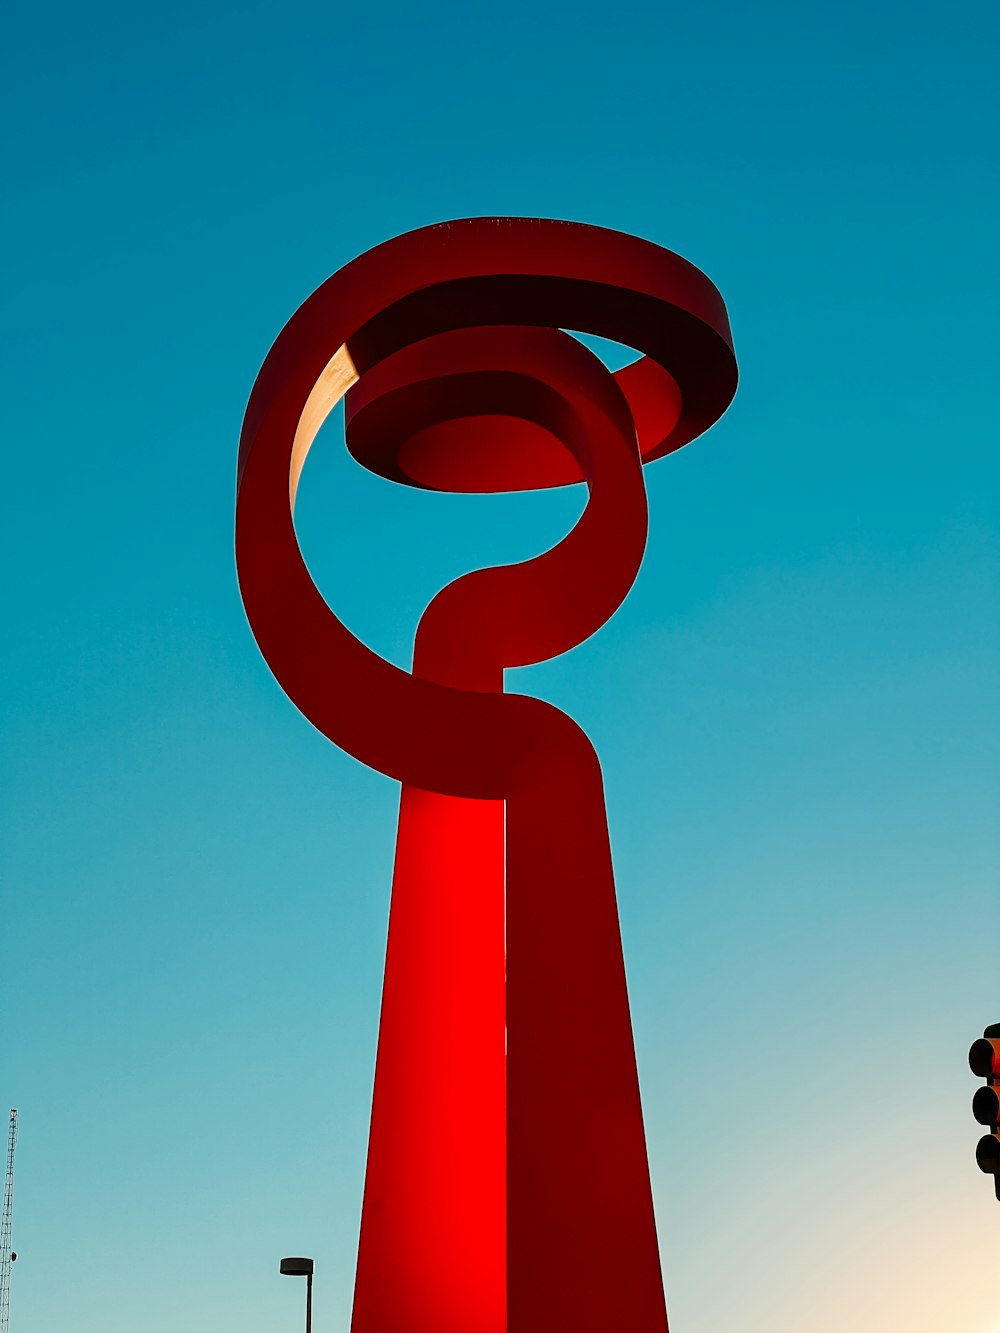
[236,217,736,798]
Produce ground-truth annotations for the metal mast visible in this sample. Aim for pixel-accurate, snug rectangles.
[0,1110,16,1333]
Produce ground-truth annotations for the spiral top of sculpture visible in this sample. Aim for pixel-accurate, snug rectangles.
[236,217,737,799]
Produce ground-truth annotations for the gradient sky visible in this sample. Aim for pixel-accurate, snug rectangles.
[3,0,999,1329]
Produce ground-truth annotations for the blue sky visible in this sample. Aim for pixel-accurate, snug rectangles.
[3,0,999,1328]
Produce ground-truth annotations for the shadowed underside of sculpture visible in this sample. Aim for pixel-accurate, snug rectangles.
[235,218,737,1332]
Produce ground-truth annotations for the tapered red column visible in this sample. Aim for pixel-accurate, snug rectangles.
[351,787,506,1333]
[506,749,668,1332]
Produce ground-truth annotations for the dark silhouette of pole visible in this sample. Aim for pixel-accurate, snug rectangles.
[0,1111,17,1333]
[280,1257,315,1333]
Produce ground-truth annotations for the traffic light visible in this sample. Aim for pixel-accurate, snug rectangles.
[970,1022,1000,1201]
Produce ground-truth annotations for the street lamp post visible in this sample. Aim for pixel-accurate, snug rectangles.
[280,1256,315,1333]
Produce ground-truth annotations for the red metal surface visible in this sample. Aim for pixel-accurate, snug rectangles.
[236,218,737,1332]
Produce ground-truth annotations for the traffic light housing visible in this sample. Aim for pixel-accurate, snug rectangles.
[970,1023,1000,1201]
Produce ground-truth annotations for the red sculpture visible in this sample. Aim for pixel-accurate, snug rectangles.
[236,218,736,1332]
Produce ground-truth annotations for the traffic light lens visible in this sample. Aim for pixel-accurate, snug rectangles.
[969,1039,1000,1078]
[976,1134,1000,1174]
[973,1086,1000,1126]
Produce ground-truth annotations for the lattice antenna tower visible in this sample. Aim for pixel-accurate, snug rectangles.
[0,1110,16,1333]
